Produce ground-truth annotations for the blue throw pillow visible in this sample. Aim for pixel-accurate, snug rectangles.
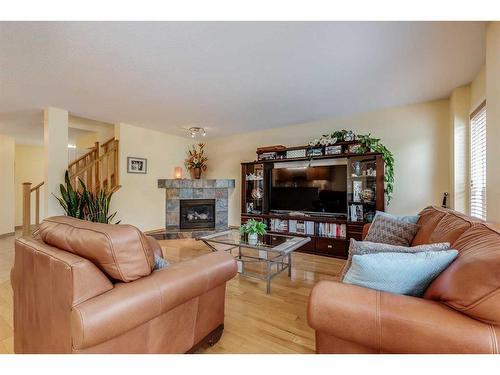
[154,254,169,270]
[375,210,419,224]
[343,250,458,297]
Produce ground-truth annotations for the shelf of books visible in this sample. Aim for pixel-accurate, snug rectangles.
[269,218,346,239]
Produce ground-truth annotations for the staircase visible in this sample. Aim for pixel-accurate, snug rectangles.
[22,137,120,235]
[67,137,120,193]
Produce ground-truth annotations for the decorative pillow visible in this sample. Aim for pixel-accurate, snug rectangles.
[375,210,419,224]
[154,254,169,270]
[343,250,459,297]
[364,214,419,246]
[339,239,451,280]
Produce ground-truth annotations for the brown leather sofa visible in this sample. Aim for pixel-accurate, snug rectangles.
[308,206,500,354]
[11,216,237,354]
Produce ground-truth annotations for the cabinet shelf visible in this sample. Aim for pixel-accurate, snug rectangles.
[350,175,376,179]
[241,149,384,259]
[348,201,376,205]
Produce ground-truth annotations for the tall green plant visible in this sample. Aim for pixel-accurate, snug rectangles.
[54,170,119,224]
[79,179,120,224]
[53,171,85,219]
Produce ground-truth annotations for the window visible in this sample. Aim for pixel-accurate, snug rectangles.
[470,101,486,220]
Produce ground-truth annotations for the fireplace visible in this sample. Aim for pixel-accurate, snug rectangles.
[160,178,234,232]
[179,199,216,230]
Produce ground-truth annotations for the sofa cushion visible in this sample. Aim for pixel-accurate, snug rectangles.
[424,223,500,324]
[339,239,451,281]
[411,206,447,246]
[39,216,155,282]
[343,250,458,297]
[375,210,420,224]
[429,212,473,245]
[364,215,419,246]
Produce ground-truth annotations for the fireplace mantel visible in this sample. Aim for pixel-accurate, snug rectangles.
[158,179,235,189]
[158,179,235,230]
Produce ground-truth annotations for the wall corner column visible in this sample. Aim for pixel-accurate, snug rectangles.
[44,107,69,217]
[0,135,15,235]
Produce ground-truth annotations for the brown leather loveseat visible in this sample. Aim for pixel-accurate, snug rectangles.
[11,216,237,353]
[308,206,500,354]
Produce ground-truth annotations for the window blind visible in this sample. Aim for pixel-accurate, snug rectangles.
[470,101,487,220]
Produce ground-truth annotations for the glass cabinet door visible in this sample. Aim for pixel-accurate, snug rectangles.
[347,156,377,222]
[244,163,265,214]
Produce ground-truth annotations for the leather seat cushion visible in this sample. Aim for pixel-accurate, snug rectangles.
[429,212,473,244]
[39,216,155,282]
[424,222,500,324]
[411,206,447,246]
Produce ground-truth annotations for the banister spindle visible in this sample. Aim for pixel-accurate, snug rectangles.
[22,182,32,236]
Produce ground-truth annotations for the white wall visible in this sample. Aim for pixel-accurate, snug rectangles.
[0,135,15,235]
[69,115,115,163]
[206,99,451,226]
[69,115,115,149]
[470,66,486,112]
[14,144,45,227]
[112,122,192,231]
[449,86,470,214]
[486,23,500,223]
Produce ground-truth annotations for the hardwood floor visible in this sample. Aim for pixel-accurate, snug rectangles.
[0,233,15,354]
[0,233,344,354]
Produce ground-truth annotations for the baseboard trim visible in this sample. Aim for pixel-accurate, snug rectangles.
[0,232,15,239]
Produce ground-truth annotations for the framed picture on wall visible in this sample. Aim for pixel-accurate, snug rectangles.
[127,157,147,174]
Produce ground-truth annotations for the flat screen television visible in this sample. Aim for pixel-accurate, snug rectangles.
[270,164,347,214]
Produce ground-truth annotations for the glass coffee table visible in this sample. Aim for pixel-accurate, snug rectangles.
[198,229,310,294]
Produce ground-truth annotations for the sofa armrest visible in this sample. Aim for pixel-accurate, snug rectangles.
[71,251,237,350]
[308,281,499,353]
[362,223,371,240]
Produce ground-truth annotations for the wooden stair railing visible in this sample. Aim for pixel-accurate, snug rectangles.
[22,181,44,236]
[21,138,119,236]
[68,138,120,193]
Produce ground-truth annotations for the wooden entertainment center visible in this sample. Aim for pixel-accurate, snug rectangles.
[241,141,385,259]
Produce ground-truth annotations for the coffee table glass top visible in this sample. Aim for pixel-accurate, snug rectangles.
[199,229,310,253]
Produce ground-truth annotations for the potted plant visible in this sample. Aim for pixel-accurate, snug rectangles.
[185,143,208,179]
[240,219,267,245]
[54,170,120,224]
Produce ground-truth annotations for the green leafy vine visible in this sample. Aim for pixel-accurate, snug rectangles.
[355,134,395,204]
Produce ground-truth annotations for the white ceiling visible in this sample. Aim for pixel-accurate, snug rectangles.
[0,21,486,143]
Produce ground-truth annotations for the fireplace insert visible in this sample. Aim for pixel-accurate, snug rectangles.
[179,199,216,230]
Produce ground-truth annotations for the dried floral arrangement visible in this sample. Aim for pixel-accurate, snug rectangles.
[185,143,208,171]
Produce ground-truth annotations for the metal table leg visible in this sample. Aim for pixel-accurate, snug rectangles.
[266,259,271,294]
[288,253,292,277]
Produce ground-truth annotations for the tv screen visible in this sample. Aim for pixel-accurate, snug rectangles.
[270,165,347,214]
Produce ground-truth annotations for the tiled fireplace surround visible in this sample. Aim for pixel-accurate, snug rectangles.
[158,179,235,231]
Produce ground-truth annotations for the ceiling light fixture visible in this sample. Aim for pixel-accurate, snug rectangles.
[188,127,206,138]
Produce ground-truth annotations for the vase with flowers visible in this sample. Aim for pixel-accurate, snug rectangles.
[185,143,208,179]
